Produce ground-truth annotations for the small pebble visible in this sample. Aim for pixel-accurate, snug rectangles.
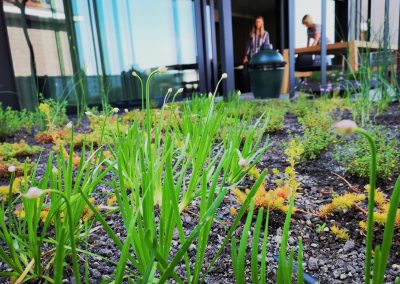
[308,257,319,271]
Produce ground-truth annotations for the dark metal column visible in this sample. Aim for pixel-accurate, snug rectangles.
[217,0,235,96]
[382,0,390,81]
[0,0,19,109]
[348,0,355,40]
[398,1,400,85]
[367,0,372,40]
[288,0,295,97]
[194,0,207,93]
[321,0,327,93]
[279,0,286,52]
[63,0,81,75]
[383,0,390,51]
[209,0,218,88]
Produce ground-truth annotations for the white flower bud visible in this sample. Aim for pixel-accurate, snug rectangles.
[23,187,44,199]
[238,157,248,170]
[177,88,184,94]
[66,121,73,129]
[158,66,168,73]
[132,71,138,77]
[221,73,228,79]
[333,120,358,136]
[236,149,248,170]
[124,108,129,113]
[8,165,16,173]
[112,107,119,113]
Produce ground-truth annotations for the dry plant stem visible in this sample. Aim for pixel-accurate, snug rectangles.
[294,208,320,218]
[331,173,367,214]
[332,172,360,193]
[353,203,368,215]
[185,209,200,218]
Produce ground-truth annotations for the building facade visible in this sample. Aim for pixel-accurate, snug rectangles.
[0,0,399,110]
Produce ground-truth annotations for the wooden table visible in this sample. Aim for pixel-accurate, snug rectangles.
[281,40,398,94]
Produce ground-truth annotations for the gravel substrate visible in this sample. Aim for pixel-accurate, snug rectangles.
[0,102,399,283]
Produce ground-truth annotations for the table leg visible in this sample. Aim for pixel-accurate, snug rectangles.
[281,49,289,94]
[348,41,359,72]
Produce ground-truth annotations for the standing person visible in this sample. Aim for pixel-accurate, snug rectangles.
[242,16,270,92]
[243,16,271,64]
[302,14,330,47]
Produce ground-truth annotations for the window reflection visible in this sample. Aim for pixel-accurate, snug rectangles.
[3,0,73,109]
[3,0,199,108]
[73,0,199,102]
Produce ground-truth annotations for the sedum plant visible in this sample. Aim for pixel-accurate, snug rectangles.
[330,225,351,241]
[0,104,36,139]
[233,139,303,214]
[294,109,335,160]
[0,158,27,178]
[318,193,366,217]
[0,140,43,160]
[295,127,334,160]
[334,125,399,180]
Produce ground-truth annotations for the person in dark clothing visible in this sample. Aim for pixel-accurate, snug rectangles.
[302,14,330,47]
[243,16,271,64]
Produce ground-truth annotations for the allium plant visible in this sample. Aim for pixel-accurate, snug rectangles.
[334,120,400,283]
[0,123,110,283]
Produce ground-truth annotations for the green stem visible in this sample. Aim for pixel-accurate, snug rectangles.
[133,74,144,111]
[375,176,400,283]
[356,128,377,284]
[7,172,15,233]
[43,190,81,284]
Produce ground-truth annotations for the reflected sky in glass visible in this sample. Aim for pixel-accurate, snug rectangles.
[72,0,197,76]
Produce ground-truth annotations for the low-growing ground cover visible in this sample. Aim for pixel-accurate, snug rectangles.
[0,79,399,283]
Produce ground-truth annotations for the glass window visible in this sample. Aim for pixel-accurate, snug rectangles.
[72,0,199,103]
[3,0,200,108]
[3,0,73,109]
[71,0,101,76]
